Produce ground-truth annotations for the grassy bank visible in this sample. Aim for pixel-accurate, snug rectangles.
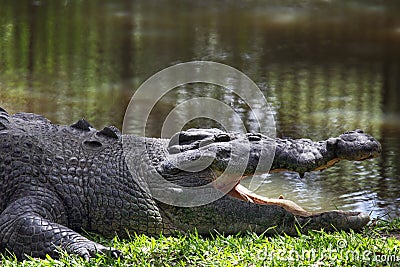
[1,218,399,267]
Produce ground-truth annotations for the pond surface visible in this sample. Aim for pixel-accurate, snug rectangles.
[1,0,400,219]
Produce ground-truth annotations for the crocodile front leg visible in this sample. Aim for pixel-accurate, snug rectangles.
[0,195,120,260]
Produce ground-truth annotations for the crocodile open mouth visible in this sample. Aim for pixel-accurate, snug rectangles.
[214,179,312,216]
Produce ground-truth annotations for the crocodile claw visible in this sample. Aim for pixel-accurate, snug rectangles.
[94,245,123,260]
[66,242,122,260]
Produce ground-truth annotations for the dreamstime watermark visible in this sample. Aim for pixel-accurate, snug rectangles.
[261,239,400,265]
[122,61,276,207]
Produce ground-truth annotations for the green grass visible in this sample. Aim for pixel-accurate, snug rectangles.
[1,218,399,267]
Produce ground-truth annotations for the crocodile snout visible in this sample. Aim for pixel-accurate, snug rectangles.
[335,130,382,161]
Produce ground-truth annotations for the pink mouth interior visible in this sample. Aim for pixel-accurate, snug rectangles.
[225,182,312,216]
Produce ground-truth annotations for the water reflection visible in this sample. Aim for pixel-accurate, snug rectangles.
[0,0,399,218]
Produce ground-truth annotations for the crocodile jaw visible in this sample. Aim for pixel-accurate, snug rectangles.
[211,173,311,216]
[226,183,312,216]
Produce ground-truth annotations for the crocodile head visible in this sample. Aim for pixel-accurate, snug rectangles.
[154,128,381,229]
[157,128,381,197]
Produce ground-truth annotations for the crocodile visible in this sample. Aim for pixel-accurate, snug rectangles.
[0,108,381,259]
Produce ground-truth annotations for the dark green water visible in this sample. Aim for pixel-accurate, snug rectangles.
[1,0,399,218]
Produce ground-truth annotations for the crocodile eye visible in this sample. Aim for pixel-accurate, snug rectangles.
[215,133,230,142]
[83,140,103,148]
[246,133,262,141]
[0,121,6,131]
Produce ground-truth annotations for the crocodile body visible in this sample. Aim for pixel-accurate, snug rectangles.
[0,108,381,259]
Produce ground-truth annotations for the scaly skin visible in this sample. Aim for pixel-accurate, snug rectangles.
[0,108,381,259]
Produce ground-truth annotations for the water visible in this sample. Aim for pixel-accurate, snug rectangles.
[0,0,399,219]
